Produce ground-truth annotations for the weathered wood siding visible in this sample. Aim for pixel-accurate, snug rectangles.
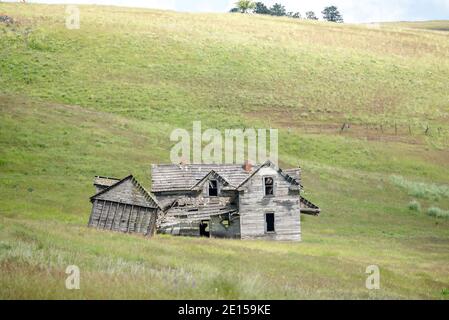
[89,200,157,236]
[159,221,202,237]
[153,191,194,209]
[94,179,151,207]
[239,167,301,241]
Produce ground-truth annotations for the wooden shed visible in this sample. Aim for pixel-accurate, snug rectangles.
[88,175,160,237]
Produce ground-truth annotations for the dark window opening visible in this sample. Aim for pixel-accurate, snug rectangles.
[199,221,210,237]
[209,180,218,196]
[264,177,274,196]
[266,213,275,233]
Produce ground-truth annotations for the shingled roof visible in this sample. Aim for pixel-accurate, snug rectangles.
[151,161,301,192]
[94,176,120,188]
[91,175,161,209]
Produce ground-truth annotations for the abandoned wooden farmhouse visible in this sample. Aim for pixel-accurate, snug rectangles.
[88,160,320,241]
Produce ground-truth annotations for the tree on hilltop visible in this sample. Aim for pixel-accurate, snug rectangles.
[254,2,270,15]
[306,11,318,20]
[286,11,301,19]
[234,0,256,13]
[322,6,343,23]
[270,3,286,16]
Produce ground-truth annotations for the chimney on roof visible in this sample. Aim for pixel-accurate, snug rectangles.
[243,160,253,173]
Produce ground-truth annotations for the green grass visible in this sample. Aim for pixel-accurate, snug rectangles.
[1,3,449,299]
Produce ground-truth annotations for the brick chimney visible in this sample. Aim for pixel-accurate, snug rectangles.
[243,160,253,173]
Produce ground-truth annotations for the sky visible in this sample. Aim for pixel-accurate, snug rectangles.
[7,0,449,23]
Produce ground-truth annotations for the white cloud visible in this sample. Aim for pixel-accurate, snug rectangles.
[436,0,449,10]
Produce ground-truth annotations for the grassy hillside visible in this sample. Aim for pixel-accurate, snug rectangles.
[0,3,449,299]
[383,20,449,32]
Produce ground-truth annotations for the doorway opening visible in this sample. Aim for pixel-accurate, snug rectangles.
[199,220,210,237]
[265,212,275,233]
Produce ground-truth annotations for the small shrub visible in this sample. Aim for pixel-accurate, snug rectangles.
[408,200,421,212]
[427,207,449,219]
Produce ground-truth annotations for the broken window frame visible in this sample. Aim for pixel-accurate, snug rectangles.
[263,176,274,197]
[208,180,218,197]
